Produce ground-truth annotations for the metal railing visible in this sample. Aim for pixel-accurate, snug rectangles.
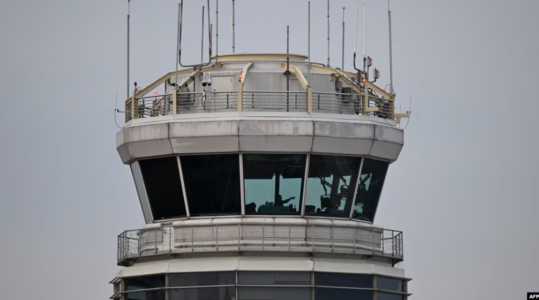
[312,92,363,115]
[117,222,403,266]
[242,91,308,112]
[125,91,393,122]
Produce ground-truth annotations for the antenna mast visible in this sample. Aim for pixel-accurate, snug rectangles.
[342,7,345,70]
[127,0,130,98]
[388,0,394,94]
[232,0,235,53]
[308,1,311,84]
[326,0,330,67]
[363,4,366,72]
[216,0,219,63]
[201,6,205,63]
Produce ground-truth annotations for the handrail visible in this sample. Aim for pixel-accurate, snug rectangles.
[125,91,394,123]
[117,222,403,266]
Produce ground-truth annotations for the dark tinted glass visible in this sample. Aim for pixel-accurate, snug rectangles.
[170,287,236,300]
[377,277,403,292]
[377,292,404,300]
[126,290,165,300]
[139,157,186,220]
[239,287,310,300]
[181,155,241,216]
[315,288,372,300]
[169,272,236,287]
[125,275,165,291]
[353,158,389,222]
[304,155,361,217]
[243,154,306,215]
[315,272,372,288]
[238,271,311,285]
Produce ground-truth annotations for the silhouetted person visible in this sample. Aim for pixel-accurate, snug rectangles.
[275,195,294,207]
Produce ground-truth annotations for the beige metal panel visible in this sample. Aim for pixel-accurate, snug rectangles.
[369,140,403,161]
[238,119,314,152]
[374,125,404,145]
[122,123,173,162]
[237,257,314,271]
[311,136,373,156]
[313,258,405,278]
[169,120,240,154]
[168,257,239,273]
[120,261,171,277]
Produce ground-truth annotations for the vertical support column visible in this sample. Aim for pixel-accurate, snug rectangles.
[239,153,245,215]
[363,91,368,115]
[307,87,313,113]
[300,154,310,216]
[237,82,243,111]
[132,91,138,120]
[173,89,178,114]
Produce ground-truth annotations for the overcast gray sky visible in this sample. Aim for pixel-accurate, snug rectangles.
[1,0,538,299]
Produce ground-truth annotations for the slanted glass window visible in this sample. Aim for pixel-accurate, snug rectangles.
[243,154,306,215]
[239,287,310,300]
[377,276,404,292]
[353,158,389,222]
[238,271,311,285]
[170,272,236,287]
[139,157,186,220]
[315,272,372,288]
[304,155,361,217]
[126,290,165,300]
[181,154,241,216]
[315,288,372,300]
[170,287,236,300]
[377,292,404,300]
[124,275,165,291]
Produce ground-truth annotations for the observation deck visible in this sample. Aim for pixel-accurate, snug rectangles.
[116,53,406,269]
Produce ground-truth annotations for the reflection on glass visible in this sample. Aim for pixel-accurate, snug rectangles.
[315,288,372,300]
[377,292,404,300]
[170,287,236,300]
[243,154,306,215]
[239,287,310,300]
[125,275,165,291]
[181,155,241,216]
[170,272,236,287]
[304,155,361,217]
[126,291,165,300]
[315,272,372,288]
[139,157,186,220]
[353,159,389,222]
[377,276,403,292]
[238,271,311,285]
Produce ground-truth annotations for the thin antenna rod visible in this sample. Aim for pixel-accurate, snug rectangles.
[388,0,394,94]
[363,3,366,70]
[216,0,219,63]
[342,7,345,70]
[127,0,130,98]
[308,1,311,85]
[286,25,290,112]
[326,0,330,67]
[354,0,359,54]
[201,6,205,63]
[178,0,212,68]
[175,3,180,87]
[232,0,235,53]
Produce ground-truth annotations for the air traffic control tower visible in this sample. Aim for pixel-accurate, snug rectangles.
[110,2,411,300]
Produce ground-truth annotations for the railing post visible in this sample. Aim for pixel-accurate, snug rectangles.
[237,83,243,111]
[227,93,230,109]
[216,225,219,251]
[363,91,368,115]
[307,87,313,112]
[173,90,177,114]
[154,228,157,254]
[289,225,292,251]
[191,225,194,252]
[132,91,138,120]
